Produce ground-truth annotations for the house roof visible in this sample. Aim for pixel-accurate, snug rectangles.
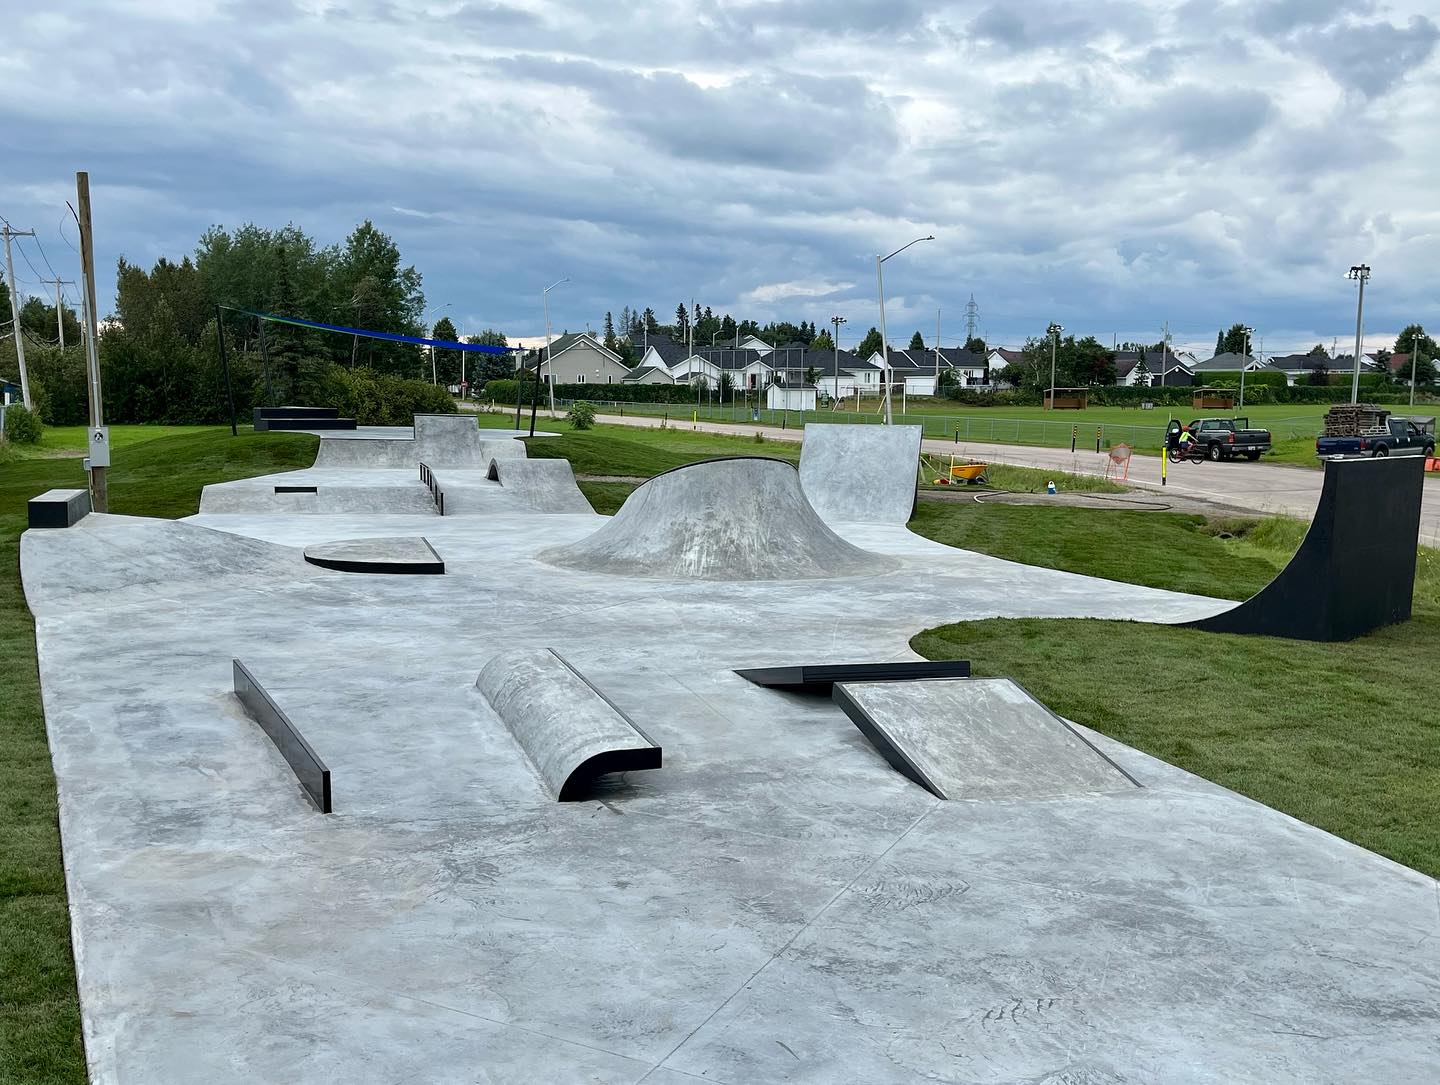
[1191,352,1276,372]
[622,365,666,381]
[546,331,622,365]
[643,335,691,367]
[989,347,1025,364]
[1390,352,1412,373]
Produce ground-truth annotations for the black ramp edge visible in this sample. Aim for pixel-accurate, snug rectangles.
[1185,456,1424,641]
[831,682,945,798]
[735,659,971,694]
[232,659,332,812]
[28,488,92,529]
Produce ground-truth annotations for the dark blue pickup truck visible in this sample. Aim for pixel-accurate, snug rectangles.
[1316,414,1435,459]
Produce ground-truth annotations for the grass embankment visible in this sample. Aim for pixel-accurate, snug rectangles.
[0,427,317,1085]
[910,507,1440,878]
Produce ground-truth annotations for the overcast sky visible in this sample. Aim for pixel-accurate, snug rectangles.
[3,0,1436,356]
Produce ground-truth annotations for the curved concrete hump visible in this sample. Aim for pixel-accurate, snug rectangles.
[832,677,1137,801]
[303,536,444,574]
[476,648,660,800]
[799,423,922,524]
[539,457,890,581]
[1185,456,1424,641]
[486,457,593,513]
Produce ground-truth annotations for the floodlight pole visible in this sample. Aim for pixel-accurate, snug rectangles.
[1048,323,1063,407]
[831,314,846,406]
[877,234,934,425]
[1348,265,1370,404]
[1411,324,1424,407]
[1240,326,1253,410]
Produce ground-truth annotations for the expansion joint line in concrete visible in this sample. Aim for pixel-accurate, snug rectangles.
[636,803,940,1081]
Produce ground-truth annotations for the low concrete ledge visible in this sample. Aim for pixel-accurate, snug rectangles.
[476,648,661,801]
[232,659,332,812]
[736,659,971,694]
[28,488,91,529]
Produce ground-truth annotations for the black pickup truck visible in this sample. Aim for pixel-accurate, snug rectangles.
[1316,415,1436,459]
[1181,417,1273,461]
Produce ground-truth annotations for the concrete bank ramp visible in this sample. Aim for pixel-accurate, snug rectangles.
[21,515,305,610]
[486,457,592,513]
[197,480,436,515]
[310,415,525,470]
[799,423,922,524]
[539,457,889,581]
[832,677,1137,801]
[476,648,661,800]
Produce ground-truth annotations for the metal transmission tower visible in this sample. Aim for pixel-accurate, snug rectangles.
[964,293,979,346]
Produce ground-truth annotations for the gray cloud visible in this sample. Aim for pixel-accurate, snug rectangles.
[0,0,1433,350]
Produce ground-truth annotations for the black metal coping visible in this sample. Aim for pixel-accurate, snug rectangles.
[549,649,662,800]
[28,488,91,529]
[232,659,332,812]
[734,659,971,695]
[303,537,445,575]
[274,485,319,494]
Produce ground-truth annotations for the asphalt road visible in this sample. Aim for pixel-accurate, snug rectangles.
[587,411,1440,546]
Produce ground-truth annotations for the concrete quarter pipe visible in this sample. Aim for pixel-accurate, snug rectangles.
[539,457,891,580]
[799,423,922,524]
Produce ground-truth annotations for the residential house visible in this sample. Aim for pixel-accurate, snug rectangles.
[621,365,674,385]
[538,332,632,386]
[1114,348,1191,387]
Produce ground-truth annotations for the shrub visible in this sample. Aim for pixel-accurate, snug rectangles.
[567,400,596,430]
[3,403,44,444]
[331,367,456,425]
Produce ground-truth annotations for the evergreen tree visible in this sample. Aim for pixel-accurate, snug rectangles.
[1396,323,1438,358]
[643,307,659,334]
[1215,330,1225,355]
[909,330,925,351]
[964,336,986,354]
[603,311,616,351]
[1217,323,1250,355]
[720,314,737,340]
[856,326,884,359]
[674,304,689,335]
[430,315,460,385]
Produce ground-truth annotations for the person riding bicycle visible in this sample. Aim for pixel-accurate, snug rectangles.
[1166,420,1196,459]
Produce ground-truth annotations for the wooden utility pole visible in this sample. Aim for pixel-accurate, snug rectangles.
[2,224,37,408]
[76,172,108,511]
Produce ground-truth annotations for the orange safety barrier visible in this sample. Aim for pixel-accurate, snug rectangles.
[1105,443,1133,481]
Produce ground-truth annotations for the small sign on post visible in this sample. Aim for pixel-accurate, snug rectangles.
[88,425,110,468]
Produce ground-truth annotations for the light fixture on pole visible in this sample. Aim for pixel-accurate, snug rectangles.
[1347,265,1370,405]
[542,278,569,416]
[830,314,847,405]
[1240,326,1254,410]
[424,302,452,385]
[877,234,935,425]
[1048,323,1064,407]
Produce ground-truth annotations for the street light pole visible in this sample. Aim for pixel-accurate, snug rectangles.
[1348,265,1370,405]
[877,234,935,425]
[423,302,451,385]
[1240,326,1253,410]
[542,277,568,418]
[831,314,846,407]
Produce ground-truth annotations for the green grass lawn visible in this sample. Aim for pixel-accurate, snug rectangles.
[910,510,1440,878]
[480,396,1344,458]
[0,427,317,1085]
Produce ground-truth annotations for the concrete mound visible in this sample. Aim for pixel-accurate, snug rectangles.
[799,423,922,524]
[539,457,889,581]
[486,458,593,513]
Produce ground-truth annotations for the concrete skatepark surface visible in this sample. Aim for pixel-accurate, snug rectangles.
[18,425,1440,1082]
